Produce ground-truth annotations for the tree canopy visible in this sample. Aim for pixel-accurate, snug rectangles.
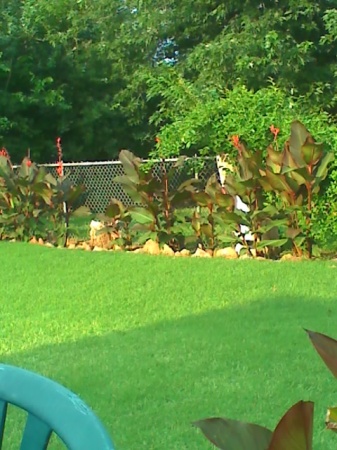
[0,0,336,162]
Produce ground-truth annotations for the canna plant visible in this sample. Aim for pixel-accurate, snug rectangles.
[194,329,337,449]
[222,137,288,257]
[0,152,87,245]
[194,401,314,450]
[98,120,333,256]
[0,155,54,241]
[45,172,88,246]
[306,329,337,434]
[220,120,333,258]
[190,173,237,251]
[261,121,334,258]
[98,198,133,249]
[111,150,198,250]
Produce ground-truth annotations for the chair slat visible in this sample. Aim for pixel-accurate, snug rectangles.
[20,413,52,450]
[0,400,7,449]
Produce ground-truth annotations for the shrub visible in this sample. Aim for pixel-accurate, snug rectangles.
[106,120,333,257]
[0,154,87,245]
[223,120,334,258]
[104,150,199,250]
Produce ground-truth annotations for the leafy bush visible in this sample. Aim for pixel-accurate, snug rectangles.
[105,120,333,257]
[104,150,200,250]
[0,155,87,245]
[147,79,337,249]
[147,81,337,161]
[224,121,333,257]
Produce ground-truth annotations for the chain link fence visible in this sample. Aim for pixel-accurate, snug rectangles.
[37,157,217,213]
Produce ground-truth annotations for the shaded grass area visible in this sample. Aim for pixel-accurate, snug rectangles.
[1,242,337,449]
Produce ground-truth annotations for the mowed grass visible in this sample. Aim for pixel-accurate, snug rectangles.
[1,242,337,449]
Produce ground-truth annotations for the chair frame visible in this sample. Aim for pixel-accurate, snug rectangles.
[0,364,115,450]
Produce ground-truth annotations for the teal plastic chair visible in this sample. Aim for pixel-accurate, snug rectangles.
[0,364,115,450]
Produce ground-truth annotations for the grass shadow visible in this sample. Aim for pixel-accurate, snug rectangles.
[2,294,337,449]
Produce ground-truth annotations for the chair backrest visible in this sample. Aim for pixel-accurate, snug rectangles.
[0,364,115,450]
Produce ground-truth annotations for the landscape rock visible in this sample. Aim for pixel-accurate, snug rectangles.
[280,253,294,261]
[192,248,212,258]
[179,249,191,257]
[75,241,92,251]
[214,247,238,259]
[68,243,76,250]
[239,254,252,260]
[38,238,44,245]
[132,248,144,254]
[66,237,78,246]
[44,242,54,248]
[142,239,160,255]
[89,219,118,248]
[29,237,38,244]
[93,246,106,251]
[161,244,175,256]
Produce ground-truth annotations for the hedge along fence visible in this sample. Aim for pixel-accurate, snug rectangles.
[6,119,335,255]
[99,121,334,258]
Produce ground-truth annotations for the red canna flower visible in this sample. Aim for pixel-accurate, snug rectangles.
[26,159,32,167]
[56,161,63,177]
[55,136,63,177]
[270,124,280,139]
[0,147,9,158]
[231,135,241,150]
[155,137,160,144]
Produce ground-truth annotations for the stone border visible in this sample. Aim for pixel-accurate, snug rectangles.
[24,236,305,261]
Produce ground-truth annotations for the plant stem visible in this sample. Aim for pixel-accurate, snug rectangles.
[161,158,171,233]
[306,184,312,258]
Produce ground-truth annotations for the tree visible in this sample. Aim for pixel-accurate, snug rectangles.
[0,0,336,162]
[0,0,154,162]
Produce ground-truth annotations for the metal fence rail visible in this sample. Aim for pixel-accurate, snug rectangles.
[32,157,217,213]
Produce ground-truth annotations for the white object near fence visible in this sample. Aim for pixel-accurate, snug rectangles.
[215,154,253,253]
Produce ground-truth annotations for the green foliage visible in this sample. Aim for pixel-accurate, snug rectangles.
[0,155,87,245]
[190,174,237,250]
[222,121,333,258]
[311,165,337,249]
[100,199,133,249]
[105,150,199,249]
[104,121,333,256]
[260,121,333,257]
[1,0,337,164]
[148,82,337,161]
[0,0,153,162]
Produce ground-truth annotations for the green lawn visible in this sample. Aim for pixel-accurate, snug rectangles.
[1,242,337,449]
